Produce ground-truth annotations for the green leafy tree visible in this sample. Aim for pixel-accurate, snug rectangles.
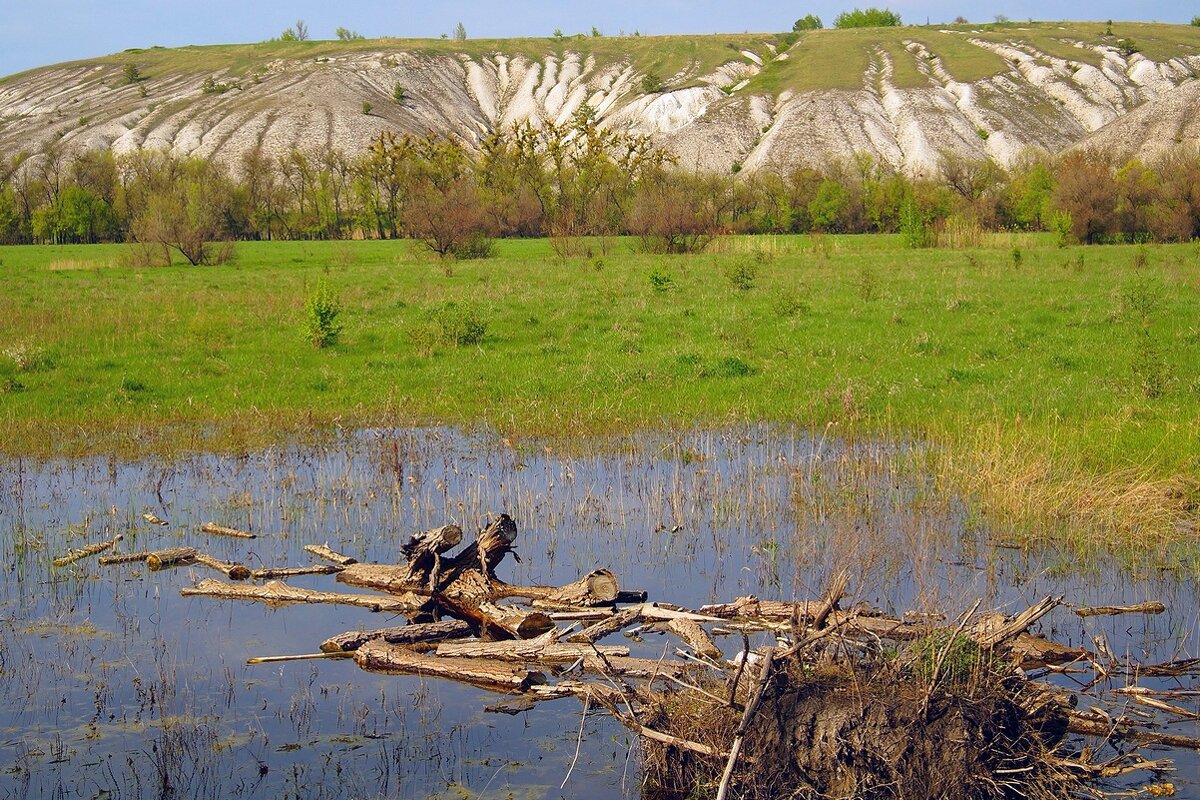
[793,14,823,31]
[834,7,901,28]
[122,63,142,84]
[335,26,364,41]
[453,22,467,41]
[808,179,850,231]
[304,278,342,348]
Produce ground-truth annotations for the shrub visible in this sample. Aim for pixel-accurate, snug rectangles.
[725,259,758,291]
[793,14,823,31]
[640,72,665,93]
[304,278,343,348]
[1193,16,1200,26]
[361,101,372,115]
[421,301,487,347]
[1116,38,1138,57]
[834,7,901,28]
[336,27,364,41]
[123,63,142,84]
[648,267,674,293]
[392,83,407,104]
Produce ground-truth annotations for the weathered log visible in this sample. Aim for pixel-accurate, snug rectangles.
[1009,633,1090,668]
[142,512,168,526]
[354,640,544,693]
[321,620,474,653]
[667,618,723,660]
[181,578,419,613]
[701,597,824,621]
[52,534,123,567]
[251,564,345,580]
[99,551,152,565]
[448,514,518,575]
[567,607,644,644]
[200,522,256,540]
[194,553,251,581]
[1074,602,1166,618]
[580,655,689,679]
[400,524,463,584]
[499,569,620,607]
[248,652,352,664]
[304,544,358,565]
[435,638,630,662]
[1067,710,1200,750]
[974,596,1060,648]
[146,547,198,571]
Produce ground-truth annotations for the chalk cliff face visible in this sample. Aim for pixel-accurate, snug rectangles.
[1,26,1198,176]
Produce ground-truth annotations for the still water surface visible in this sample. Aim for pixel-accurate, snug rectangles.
[1,427,1197,798]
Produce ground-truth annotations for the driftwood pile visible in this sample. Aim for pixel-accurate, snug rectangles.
[64,514,1200,798]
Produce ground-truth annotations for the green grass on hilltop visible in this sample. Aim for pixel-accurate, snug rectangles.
[1,236,1198,553]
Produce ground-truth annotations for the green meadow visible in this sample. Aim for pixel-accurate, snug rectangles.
[1,235,1198,552]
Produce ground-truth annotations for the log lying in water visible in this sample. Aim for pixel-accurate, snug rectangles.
[53,534,123,567]
[142,512,168,526]
[200,522,256,540]
[320,620,474,653]
[354,640,544,693]
[497,569,620,607]
[181,578,419,613]
[1074,601,1166,617]
[304,544,358,566]
[251,564,345,580]
[434,637,630,662]
[567,606,644,644]
[194,553,251,581]
[99,551,152,565]
[147,547,198,571]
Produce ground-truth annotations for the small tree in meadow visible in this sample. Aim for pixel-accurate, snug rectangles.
[453,22,467,41]
[305,278,343,348]
[793,14,823,31]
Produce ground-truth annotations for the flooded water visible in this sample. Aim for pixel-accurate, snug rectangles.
[1,427,1197,798]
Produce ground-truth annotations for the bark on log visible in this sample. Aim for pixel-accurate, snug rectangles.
[321,620,473,653]
[251,564,345,580]
[400,524,463,585]
[973,596,1060,648]
[667,618,723,660]
[448,514,517,576]
[567,607,643,644]
[53,535,123,567]
[200,522,256,540]
[354,640,544,693]
[498,569,620,607]
[580,655,688,679]
[1066,711,1200,751]
[146,547,198,571]
[142,512,168,526]
[1074,602,1166,618]
[194,553,251,581]
[99,551,152,565]
[434,639,629,662]
[304,544,358,565]
[181,578,419,613]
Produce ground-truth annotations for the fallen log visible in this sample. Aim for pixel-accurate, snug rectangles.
[181,578,419,613]
[400,524,463,585]
[194,553,251,581]
[567,607,643,644]
[99,551,151,565]
[1074,601,1166,618]
[304,544,358,566]
[974,596,1061,648]
[667,618,723,660]
[1066,711,1200,751]
[146,547,198,571]
[354,640,544,693]
[142,512,168,526]
[435,637,629,662]
[321,620,473,653]
[251,564,345,580]
[499,569,620,607]
[200,522,256,540]
[52,534,123,567]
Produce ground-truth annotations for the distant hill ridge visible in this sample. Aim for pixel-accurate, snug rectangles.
[1,21,1199,174]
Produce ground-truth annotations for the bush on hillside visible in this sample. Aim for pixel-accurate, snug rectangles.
[835,7,902,28]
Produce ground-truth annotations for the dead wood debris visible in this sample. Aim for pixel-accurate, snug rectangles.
[173,514,1196,798]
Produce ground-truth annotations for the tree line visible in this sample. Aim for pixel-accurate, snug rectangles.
[1,107,1198,262]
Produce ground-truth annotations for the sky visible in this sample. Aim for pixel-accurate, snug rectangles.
[1,1,1194,78]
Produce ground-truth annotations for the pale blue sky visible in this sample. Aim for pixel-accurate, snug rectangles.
[2,1,1193,78]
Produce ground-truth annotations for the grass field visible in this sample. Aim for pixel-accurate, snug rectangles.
[1,235,1198,553]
